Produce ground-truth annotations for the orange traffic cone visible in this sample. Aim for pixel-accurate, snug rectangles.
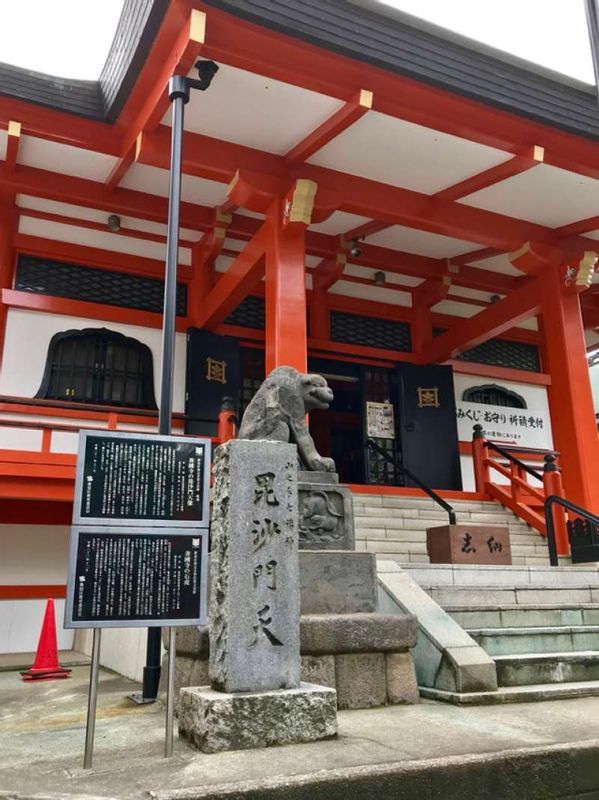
[21,599,71,681]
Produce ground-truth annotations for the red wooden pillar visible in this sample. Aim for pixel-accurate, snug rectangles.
[264,180,316,374]
[541,265,599,513]
[0,207,16,367]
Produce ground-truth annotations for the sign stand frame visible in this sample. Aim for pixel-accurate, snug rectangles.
[83,628,102,769]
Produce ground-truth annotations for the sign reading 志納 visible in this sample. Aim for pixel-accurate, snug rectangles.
[455,401,552,449]
[64,527,208,628]
[366,401,395,439]
[73,431,211,527]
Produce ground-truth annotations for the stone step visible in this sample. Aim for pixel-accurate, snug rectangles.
[403,564,596,589]
[427,585,599,607]
[420,678,599,705]
[445,605,599,629]
[467,625,599,656]
[494,651,599,686]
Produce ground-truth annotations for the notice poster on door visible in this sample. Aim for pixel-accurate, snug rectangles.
[456,401,552,448]
[366,401,395,439]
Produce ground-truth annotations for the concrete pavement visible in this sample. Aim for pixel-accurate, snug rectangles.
[1,665,599,799]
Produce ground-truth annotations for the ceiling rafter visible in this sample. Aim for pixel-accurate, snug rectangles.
[285,89,372,165]
[104,7,206,194]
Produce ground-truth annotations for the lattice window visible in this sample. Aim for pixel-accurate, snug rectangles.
[433,327,540,372]
[457,339,540,372]
[331,312,411,352]
[462,384,527,408]
[36,328,157,409]
[239,348,265,417]
[16,255,187,316]
[225,296,265,329]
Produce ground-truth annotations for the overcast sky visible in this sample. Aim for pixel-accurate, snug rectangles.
[0,0,594,84]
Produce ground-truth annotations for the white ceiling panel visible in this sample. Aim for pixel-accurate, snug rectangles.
[329,280,412,307]
[309,211,371,235]
[459,164,599,227]
[343,263,424,287]
[165,63,343,155]
[120,163,227,206]
[18,136,117,181]
[432,299,479,318]
[15,194,200,241]
[465,253,523,276]
[586,229,599,241]
[0,130,6,162]
[366,224,479,258]
[215,255,234,273]
[516,317,539,331]
[18,216,191,266]
[308,111,510,192]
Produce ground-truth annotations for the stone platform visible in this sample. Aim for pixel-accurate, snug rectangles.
[3,665,599,800]
[178,683,337,753]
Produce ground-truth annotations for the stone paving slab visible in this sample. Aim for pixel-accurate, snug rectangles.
[3,667,599,798]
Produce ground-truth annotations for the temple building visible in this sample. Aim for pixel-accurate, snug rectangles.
[1,0,598,680]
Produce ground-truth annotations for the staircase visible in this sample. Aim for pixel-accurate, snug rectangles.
[353,494,550,566]
[402,562,599,703]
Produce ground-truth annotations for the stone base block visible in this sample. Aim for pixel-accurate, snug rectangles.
[299,551,377,614]
[178,683,337,753]
[335,653,386,710]
[385,652,420,704]
[158,653,209,712]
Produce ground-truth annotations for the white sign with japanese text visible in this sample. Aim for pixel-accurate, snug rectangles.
[456,401,552,449]
[366,401,395,439]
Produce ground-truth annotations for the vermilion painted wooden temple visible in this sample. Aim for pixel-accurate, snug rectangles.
[1,0,599,669]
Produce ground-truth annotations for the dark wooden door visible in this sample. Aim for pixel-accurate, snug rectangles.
[185,329,241,436]
[396,363,462,490]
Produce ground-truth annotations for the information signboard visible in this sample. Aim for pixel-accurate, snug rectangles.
[64,526,208,628]
[73,430,211,527]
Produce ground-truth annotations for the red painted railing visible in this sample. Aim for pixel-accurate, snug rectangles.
[472,424,569,555]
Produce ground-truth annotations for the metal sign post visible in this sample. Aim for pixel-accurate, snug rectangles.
[83,628,102,769]
[154,59,218,756]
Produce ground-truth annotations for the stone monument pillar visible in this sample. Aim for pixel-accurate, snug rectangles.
[178,439,337,753]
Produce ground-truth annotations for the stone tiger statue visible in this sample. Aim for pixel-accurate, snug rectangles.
[238,366,336,473]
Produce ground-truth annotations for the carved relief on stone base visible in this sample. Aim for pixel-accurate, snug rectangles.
[298,472,354,551]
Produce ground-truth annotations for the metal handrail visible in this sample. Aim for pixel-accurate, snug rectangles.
[364,438,457,525]
[484,441,544,481]
[545,495,599,567]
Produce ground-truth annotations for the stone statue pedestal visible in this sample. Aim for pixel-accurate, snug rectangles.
[177,439,338,753]
[179,683,337,753]
[298,472,354,550]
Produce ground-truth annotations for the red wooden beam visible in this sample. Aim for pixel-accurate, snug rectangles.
[5,121,21,172]
[107,9,206,191]
[420,278,542,364]
[198,223,268,329]
[198,5,599,180]
[3,288,190,332]
[431,145,544,205]
[285,89,372,165]
[554,215,599,239]
[140,126,579,252]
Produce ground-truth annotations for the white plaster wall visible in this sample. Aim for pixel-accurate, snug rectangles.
[590,363,599,415]
[0,525,73,653]
[453,372,551,492]
[75,627,150,683]
[0,308,187,413]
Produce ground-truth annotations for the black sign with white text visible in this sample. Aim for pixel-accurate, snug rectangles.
[65,528,208,628]
[73,432,210,526]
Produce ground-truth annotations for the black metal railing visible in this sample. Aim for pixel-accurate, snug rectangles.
[364,438,456,525]
[484,441,544,481]
[545,495,599,567]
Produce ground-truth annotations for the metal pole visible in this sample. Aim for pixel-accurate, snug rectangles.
[165,627,177,757]
[140,78,190,704]
[84,628,102,769]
